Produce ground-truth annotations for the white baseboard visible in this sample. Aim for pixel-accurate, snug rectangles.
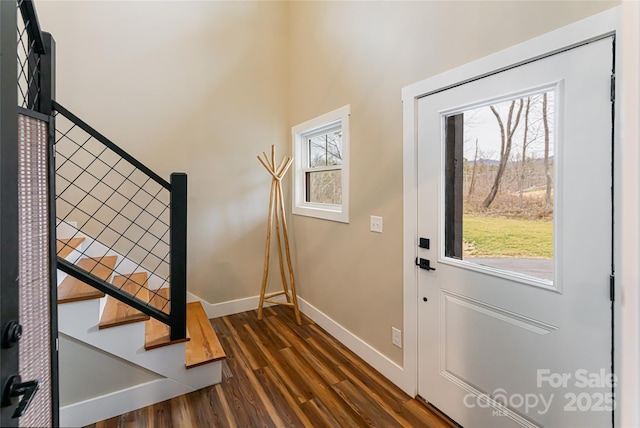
[188,290,409,395]
[60,378,193,427]
[187,292,277,319]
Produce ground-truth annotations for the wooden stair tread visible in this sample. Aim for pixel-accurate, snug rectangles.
[99,273,151,329]
[185,301,226,368]
[144,288,190,350]
[58,256,117,303]
[56,237,85,259]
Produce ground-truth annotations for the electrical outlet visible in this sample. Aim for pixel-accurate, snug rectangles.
[370,215,383,233]
[392,327,402,348]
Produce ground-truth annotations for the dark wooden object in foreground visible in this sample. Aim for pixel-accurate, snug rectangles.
[86,306,455,427]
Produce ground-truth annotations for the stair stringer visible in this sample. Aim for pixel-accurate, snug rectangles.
[58,297,221,391]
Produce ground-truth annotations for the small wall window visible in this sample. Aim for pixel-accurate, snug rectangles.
[292,105,350,223]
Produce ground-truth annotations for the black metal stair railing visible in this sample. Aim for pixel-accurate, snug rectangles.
[16,0,187,341]
[53,101,187,340]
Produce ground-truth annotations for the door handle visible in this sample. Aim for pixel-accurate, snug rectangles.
[1,375,39,418]
[2,321,22,348]
[415,258,436,271]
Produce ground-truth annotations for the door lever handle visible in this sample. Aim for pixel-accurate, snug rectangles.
[1,375,39,418]
[415,258,436,271]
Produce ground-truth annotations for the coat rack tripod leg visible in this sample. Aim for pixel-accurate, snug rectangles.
[257,179,276,321]
[276,179,301,325]
[274,188,292,303]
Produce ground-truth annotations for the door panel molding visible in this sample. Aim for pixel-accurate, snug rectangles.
[441,291,558,337]
[439,370,540,428]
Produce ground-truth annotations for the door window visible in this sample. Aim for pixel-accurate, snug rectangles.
[443,89,555,283]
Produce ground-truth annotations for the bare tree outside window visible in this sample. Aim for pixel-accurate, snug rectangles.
[463,93,554,218]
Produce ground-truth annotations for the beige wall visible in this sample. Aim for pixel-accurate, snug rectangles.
[39,0,617,381]
[38,0,290,303]
[38,0,290,407]
[288,0,617,364]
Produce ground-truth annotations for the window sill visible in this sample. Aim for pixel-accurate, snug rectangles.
[292,204,349,223]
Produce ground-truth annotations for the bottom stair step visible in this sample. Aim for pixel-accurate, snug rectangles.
[144,288,190,351]
[185,301,226,368]
[145,295,225,368]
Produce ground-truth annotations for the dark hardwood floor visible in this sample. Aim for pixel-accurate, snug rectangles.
[86,306,455,427]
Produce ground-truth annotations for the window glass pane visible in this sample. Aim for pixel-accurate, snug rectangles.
[444,90,555,282]
[308,130,342,168]
[326,130,343,166]
[306,170,342,204]
[309,135,327,167]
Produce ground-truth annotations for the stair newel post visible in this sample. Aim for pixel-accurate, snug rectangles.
[41,31,60,428]
[42,32,57,303]
[39,32,55,116]
[169,173,188,341]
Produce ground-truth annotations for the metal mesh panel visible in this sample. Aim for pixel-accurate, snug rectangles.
[16,0,42,111]
[54,111,171,311]
[18,114,52,427]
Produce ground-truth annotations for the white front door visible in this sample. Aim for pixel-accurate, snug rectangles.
[417,37,614,428]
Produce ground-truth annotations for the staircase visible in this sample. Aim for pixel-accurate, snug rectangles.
[50,97,230,426]
[13,1,227,425]
[56,222,225,426]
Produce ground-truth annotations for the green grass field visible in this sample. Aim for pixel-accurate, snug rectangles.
[463,215,553,258]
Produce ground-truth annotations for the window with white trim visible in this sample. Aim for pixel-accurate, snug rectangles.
[292,105,350,223]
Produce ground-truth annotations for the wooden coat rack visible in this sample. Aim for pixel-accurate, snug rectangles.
[257,145,301,325]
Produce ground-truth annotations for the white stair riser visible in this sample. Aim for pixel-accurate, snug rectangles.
[59,298,101,326]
